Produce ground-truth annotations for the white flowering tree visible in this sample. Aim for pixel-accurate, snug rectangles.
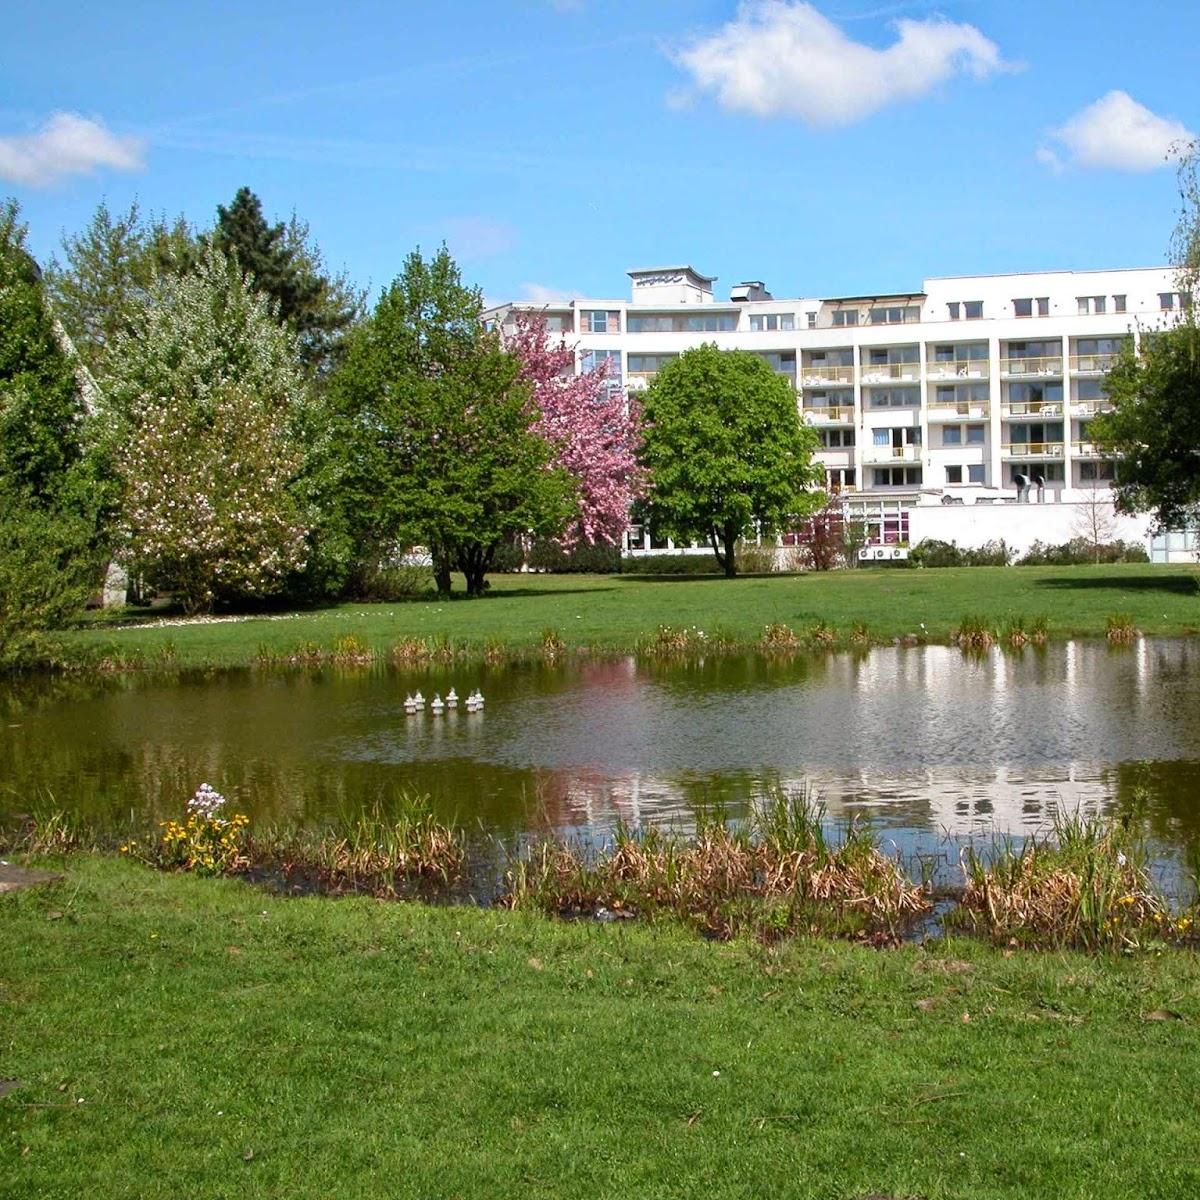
[103,245,310,611]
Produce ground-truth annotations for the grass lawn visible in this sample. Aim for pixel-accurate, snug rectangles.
[3,858,1200,1199]
[64,563,1200,669]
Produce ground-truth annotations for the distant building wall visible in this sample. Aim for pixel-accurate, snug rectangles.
[908,498,1153,558]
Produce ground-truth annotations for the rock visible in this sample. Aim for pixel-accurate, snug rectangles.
[0,864,63,895]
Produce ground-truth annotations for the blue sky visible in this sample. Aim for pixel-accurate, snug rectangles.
[3,1,1197,304]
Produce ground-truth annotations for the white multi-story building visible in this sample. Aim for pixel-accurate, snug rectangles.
[485,264,1189,557]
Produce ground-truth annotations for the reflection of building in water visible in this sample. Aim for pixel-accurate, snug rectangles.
[530,763,1116,841]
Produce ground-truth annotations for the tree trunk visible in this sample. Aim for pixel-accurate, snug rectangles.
[457,542,494,598]
[723,521,738,578]
[431,541,453,597]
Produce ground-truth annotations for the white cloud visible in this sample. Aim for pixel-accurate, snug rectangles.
[0,112,144,187]
[439,216,516,260]
[518,282,579,304]
[670,0,1011,126]
[1039,91,1194,172]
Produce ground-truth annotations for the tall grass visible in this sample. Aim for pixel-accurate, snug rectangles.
[502,789,928,942]
[954,808,1192,950]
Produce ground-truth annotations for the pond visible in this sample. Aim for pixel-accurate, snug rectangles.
[3,639,1200,870]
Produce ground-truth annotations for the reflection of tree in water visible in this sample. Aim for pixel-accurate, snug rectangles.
[640,652,830,698]
[1110,761,1200,849]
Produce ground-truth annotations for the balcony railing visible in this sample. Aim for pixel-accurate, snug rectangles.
[799,364,854,386]
[927,400,990,421]
[1001,355,1063,378]
[1003,400,1063,417]
[860,362,920,383]
[863,443,921,464]
[1071,400,1114,417]
[926,360,990,381]
[626,371,656,389]
[1069,353,1119,375]
[801,405,855,424]
[1001,442,1065,458]
[1074,441,1103,457]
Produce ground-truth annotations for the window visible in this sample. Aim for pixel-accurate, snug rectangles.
[581,348,621,379]
[1009,381,1064,405]
[1014,297,1033,318]
[1077,296,1107,315]
[1037,297,1050,316]
[750,313,795,332]
[932,342,988,363]
[583,310,617,333]
[821,428,855,448]
[831,309,859,327]
[867,387,920,408]
[544,314,572,333]
[946,465,963,484]
[964,300,983,320]
[626,313,737,333]
[935,383,988,407]
[868,305,920,325]
[947,302,960,320]
[968,464,986,484]
[1080,461,1117,481]
[872,467,923,487]
[867,346,919,365]
[1113,294,1127,313]
[627,353,677,374]
[756,350,796,374]
[1009,463,1064,484]
[826,468,856,490]
[1160,292,1177,311]
[966,425,986,444]
[942,426,962,446]
[806,311,817,329]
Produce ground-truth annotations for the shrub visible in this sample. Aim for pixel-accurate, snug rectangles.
[621,553,721,576]
[732,539,780,574]
[1018,538,1149,566]
[491,537,622,574]
[909,538,1011,568]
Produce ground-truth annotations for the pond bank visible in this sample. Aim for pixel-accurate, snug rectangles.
[54,565,1200,674]
[3,855,1199,1199]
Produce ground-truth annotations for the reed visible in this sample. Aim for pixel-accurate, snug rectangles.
[1106,612,1137,643]
[954,615,995,652]
[953,809,1190,951]
[502,789,929,942]
[759,622,801,651]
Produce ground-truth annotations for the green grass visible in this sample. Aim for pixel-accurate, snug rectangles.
[60,563,1200,670]
[4,857,1200,1198]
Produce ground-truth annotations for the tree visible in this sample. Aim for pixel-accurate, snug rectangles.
[1092,140,1200,529]
[0,199,103,659]
[213,187,362,376]
[637,344,824,576]
[44,200,199,380]
[506,309,643,547]
[101,244,311,611]
[329,248,575,597]
[1071,488,1118,562]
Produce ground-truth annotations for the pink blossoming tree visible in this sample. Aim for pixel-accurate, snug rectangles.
[506,310,643,548]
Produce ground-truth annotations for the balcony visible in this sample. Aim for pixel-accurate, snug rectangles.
[802,405,855,424]
[927,400,989,422]
[863,443,922,464]
[626,371,656,390]
[1071,400,1114,417]
[799,364,855,387]
[1003,400,1062,418]
[860,362,920,384]
[1074,441,1103,457]
[1069,353,1119,375]
[1001,442,1065,458]
[1001,356,1063,378]
[926,359,990,381]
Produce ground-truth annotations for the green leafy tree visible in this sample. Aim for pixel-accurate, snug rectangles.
[101,244,311,611]
[1093,141,1200,529]
[329,247,575,597]
[637,344,824,576]
[44,200,199,380]
[0,200,103,660]
[214,187,362,376]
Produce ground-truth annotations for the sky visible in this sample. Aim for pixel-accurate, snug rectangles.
[3,1,1198,305]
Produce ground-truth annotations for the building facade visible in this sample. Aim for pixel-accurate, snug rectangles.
[484,263,1187,556]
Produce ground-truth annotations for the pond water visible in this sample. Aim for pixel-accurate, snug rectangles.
[3,639,1200,870]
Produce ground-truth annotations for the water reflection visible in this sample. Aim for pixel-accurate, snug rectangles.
[2,641,1199,856]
